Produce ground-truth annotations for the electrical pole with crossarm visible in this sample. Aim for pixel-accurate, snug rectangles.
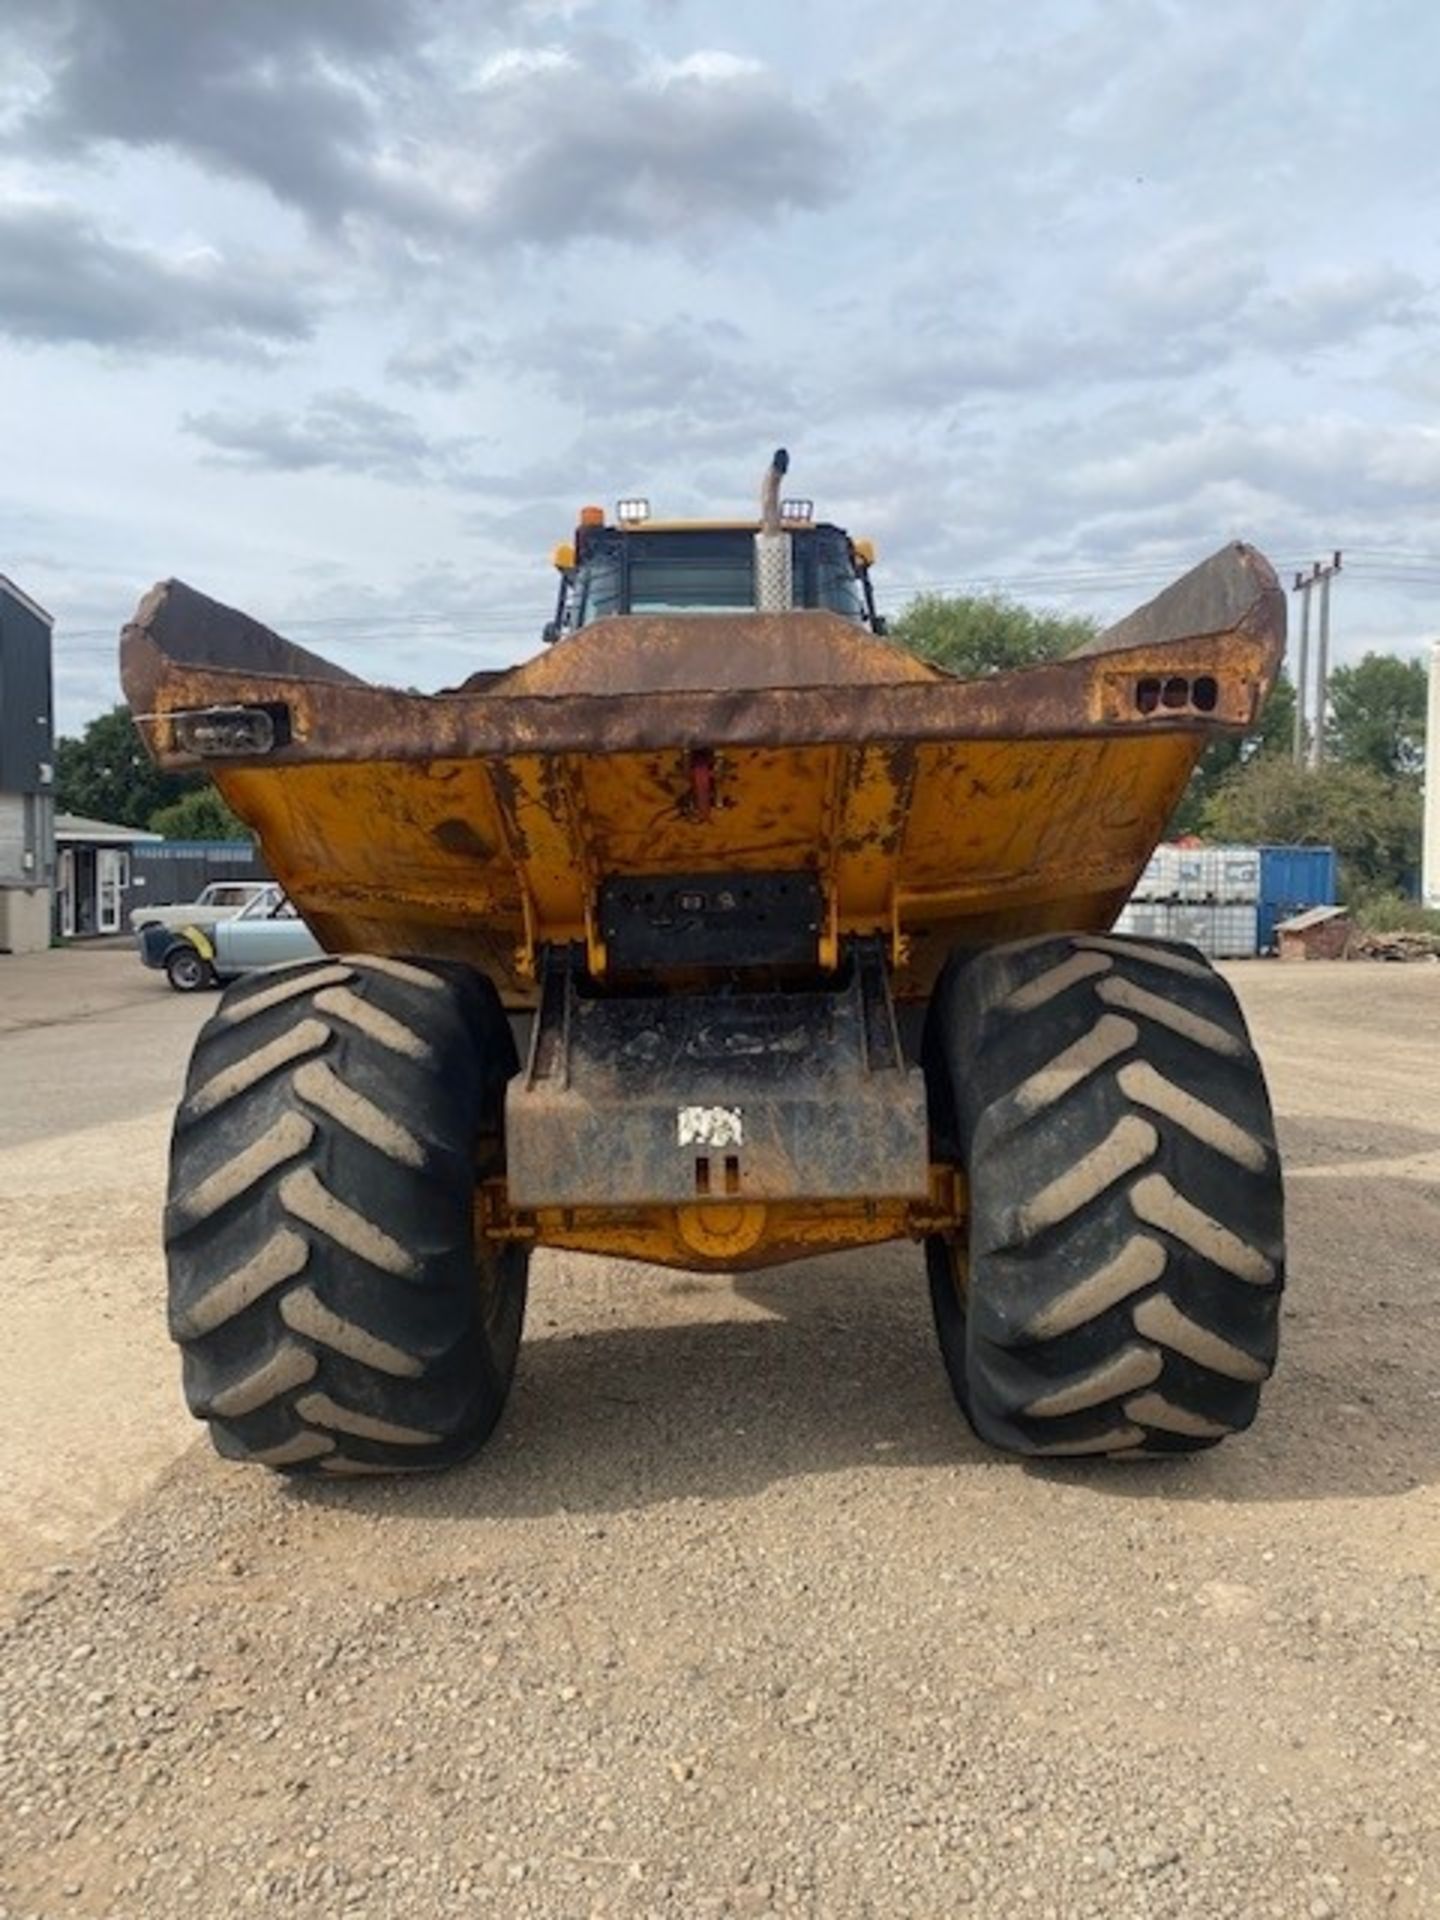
[1290,552,1342,766]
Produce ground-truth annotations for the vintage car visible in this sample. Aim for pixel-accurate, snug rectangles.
[140,884,321,991]
[127,876,272,935]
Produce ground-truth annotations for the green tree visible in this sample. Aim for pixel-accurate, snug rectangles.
[56,703,201,828]
[1167,671,1296,835]
[1200,756,1421,900]
[149,785,253,841]
[1326,652,1427,777]
[890,592,1100,675]
[889,592,1304,839]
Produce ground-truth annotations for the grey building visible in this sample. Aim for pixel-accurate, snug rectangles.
[54,813,162,937]
[0,576,56,954]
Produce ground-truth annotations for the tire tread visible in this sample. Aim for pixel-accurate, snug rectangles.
[924,933,1285,1457]
[166,955,526,1474]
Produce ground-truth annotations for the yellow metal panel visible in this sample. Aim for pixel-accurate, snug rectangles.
[221,759,514,907]
[486,756,599,974]
[576,746,833,879]
[480,1164,963,1273]
[526,1203,916,1271]
[824,743,919,956]
[219,758,530,983]
[216,728,1194,996]
[899,735,1192,901]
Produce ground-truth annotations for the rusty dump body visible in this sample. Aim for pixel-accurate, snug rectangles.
[123,536,1284,1274]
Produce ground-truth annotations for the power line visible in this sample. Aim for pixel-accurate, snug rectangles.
[45,549,1438,660]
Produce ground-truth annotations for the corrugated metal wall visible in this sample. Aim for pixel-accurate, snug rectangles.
[0,581,56,898]
[0,587,55,796]
[121,840,271,918]
[1257,846,1338,952]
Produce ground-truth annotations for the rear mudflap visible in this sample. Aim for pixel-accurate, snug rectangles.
[505,939,929,1209]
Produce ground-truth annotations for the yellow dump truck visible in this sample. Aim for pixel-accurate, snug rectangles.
[123,455,1286,1475]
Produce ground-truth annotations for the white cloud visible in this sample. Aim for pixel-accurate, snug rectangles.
[649,51,769,83]
[473,46,577,86]
[1246,266,1431,352]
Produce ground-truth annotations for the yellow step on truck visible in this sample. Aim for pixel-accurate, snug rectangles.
[123,454,1286,1476]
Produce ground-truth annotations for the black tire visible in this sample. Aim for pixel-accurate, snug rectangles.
[165,944,216,992]
[165,954,528,1475]
[924,933,1284,1458]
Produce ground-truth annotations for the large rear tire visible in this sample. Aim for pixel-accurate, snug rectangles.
[924,933,1284,1458]
[165,955,528,1475]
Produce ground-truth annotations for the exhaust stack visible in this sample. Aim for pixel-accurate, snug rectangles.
[755,447,793,612]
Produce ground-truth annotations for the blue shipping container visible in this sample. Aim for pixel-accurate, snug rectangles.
[1257,845,1338,952]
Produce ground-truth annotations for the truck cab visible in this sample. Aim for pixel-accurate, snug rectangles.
[545,497,884,641]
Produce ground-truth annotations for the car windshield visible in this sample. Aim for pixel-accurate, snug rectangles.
[234,888,282,921]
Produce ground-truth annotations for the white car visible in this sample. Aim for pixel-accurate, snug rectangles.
[140,885,323,991]
[128,878,272,935]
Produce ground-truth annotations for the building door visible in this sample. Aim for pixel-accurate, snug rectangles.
[97,849,127,933]
[57,848,76,937]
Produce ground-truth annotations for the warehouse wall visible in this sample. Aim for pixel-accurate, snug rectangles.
[0,885,52,954]
[0,579,56,951]
[121,840,270,919]
[0,790,23,883]
[0,584,55,801]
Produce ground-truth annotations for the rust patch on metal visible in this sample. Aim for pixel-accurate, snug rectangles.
[483,760,531,861]
[433,817,495,859]
[485,609,943,698]
[119,546,1284,771]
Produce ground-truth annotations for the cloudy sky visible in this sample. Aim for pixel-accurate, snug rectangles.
[3,0,1439,733]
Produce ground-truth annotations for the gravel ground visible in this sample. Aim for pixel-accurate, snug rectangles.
[0,950,204,1592]
[1,959,1438,1919]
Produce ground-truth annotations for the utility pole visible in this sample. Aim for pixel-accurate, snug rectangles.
[1292,569,1312,765]
[1311,551,1341,767]
[1290,552,1341,768]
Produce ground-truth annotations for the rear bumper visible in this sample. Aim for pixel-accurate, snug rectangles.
[506,940,929,1210]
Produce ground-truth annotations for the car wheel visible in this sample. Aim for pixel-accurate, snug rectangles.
[166,946,217,993]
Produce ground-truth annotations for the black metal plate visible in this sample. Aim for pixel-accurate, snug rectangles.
[599,870,821,971]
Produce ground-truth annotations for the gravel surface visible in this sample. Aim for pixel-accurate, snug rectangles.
[1,960,1438,1918]
[0,952,204,1592]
